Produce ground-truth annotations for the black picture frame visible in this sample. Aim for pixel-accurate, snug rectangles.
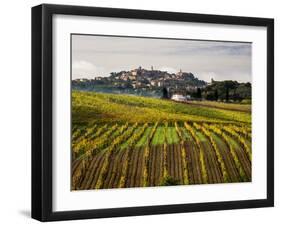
[32,3,274,222]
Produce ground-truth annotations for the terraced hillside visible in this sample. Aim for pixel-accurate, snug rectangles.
[71,91,251,190]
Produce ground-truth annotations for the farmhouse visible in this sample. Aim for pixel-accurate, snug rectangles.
[171,94,187,102]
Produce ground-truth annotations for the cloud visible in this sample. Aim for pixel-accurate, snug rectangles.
[196,71,251,83]
[158,66,178,74]
[198,72,219,83]
[72,61,106,79]
[73,61,95,71]
[71,35,252,82]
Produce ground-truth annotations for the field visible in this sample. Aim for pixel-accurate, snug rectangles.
[71,91,251,190]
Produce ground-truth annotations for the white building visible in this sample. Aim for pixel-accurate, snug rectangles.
[171,94,187,102]
[150,80,157,86]
[158,81,164,87]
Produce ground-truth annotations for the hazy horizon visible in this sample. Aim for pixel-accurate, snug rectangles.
[72,35,252,83]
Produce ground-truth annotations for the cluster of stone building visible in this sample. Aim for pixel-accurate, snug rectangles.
[72,67,207,101]
[106,66,206,91]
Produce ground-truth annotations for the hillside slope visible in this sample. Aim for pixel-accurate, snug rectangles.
[72,91,251,125]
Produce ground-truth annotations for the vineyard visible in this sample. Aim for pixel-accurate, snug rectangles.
[71,91,251,190]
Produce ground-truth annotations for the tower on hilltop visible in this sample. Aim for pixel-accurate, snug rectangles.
[178,69,183,76]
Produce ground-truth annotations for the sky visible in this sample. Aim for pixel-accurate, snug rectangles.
[72,34,252,83]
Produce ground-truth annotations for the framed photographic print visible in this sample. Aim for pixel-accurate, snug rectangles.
[32,4,274,221]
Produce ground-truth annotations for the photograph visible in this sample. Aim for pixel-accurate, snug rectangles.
[71,34,252,190]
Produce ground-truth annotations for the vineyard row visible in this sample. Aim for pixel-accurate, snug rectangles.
[72,122,252,189]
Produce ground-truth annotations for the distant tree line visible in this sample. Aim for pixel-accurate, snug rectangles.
[195,80,251,102]
[163,80,252,103]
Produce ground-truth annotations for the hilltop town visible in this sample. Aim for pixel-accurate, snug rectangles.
[72,66,207,97]
[72,66,251,102]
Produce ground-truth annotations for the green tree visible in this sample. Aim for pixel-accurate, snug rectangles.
[162,87,169,99]
[214,89,218,101]
[197,87,202,99]
[225,87,229,102]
